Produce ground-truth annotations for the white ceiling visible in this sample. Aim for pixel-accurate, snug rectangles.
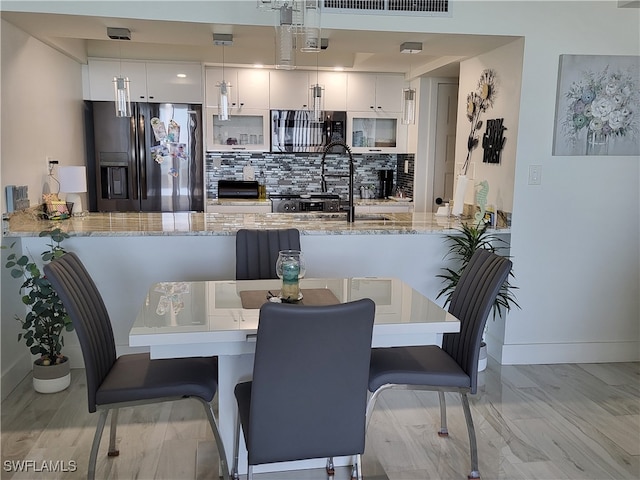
[1,11,520,78]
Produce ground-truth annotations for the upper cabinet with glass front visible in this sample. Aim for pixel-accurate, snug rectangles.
[205,108,270,152]
[205,67,270,111]
[346,73,407,152]
[347,112,407,153]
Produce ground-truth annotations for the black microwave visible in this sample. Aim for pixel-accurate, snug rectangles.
[270,110,346,153]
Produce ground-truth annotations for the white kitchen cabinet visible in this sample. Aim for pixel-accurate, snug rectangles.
[314,71,347,111]
[347,112,407,153]
[145,62,203,103]
[88,59,148,101]
[205,108,270,152]
[346,73,404,113]
[269,70,310,109]
[205,67,269,110]
[87,59,203,103]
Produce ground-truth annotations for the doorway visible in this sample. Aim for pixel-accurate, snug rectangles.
[432,83,458,210]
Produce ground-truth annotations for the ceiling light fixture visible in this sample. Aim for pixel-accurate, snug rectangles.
[400,42,422,54]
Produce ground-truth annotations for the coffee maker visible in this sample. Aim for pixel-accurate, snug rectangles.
[378,169,394,198]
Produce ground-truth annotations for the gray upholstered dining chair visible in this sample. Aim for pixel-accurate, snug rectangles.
[235,228,301,280]
[366,248,512,480]
[232,299,376,480]
[43,252,230,480]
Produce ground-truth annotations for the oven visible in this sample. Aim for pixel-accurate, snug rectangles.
[271,194,341,213]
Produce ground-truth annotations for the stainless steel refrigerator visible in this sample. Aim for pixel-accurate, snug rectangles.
[85,101,204,212]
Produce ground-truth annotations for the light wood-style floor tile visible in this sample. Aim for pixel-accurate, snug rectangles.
[2,361,639,480]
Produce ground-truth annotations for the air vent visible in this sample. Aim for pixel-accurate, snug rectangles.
[323,0,449,14]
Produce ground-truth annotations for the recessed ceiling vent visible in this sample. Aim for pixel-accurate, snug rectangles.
[322,0,450,15]
[107,27,131,40]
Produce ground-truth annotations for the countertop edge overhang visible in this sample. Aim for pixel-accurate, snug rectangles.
[3,212,510,238]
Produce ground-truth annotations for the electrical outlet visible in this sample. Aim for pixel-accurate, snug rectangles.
[46,157,59,174]
[404,160,409,174]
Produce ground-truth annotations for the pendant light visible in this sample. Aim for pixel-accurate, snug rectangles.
[300,0,321,53]
[275,4,296,69]
[310,52,324,123]
[213,33,233,121]
[109,28,132,118]
[114,76,132,118]
[402,88,416,125]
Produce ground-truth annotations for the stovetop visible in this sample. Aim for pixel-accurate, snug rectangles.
[270,192,341,200]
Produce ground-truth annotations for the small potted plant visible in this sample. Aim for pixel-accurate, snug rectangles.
[436,221,519,370]
[4,228,74,393]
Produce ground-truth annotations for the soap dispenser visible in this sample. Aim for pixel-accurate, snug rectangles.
[258,171,267,199]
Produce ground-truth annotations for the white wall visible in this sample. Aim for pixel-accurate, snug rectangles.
[1,19,85,399]
[500,2,640,363]
[0,19,86,213]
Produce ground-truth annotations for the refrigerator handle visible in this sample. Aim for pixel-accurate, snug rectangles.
[138,111,148,200]
[129,109,139,201]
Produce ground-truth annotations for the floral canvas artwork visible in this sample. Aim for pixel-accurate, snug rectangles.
[553,55,639,156]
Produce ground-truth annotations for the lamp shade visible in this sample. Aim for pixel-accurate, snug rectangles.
[59,166,87,215]
[59,166,87,193]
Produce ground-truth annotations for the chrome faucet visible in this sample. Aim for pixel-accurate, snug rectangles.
[321,140,355,223]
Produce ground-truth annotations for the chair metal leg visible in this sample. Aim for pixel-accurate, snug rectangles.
[350,454,363,480]
[107,408,120,456]
[326,456,335,475]
[247,465,254,480]
[460,392,480,479]
[437,391,449,437]
[365,385,389,430]
[88,409,109,480]
[232,408,241,480]
[198,398,231,480]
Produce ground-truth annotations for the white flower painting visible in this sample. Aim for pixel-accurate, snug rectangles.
[553,55,639,156]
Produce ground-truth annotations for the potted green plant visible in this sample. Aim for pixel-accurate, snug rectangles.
[4,228,74,393]
[436,222,520,371]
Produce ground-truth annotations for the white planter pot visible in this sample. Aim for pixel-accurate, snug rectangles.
[478,343,487,372]
[32,357,71,393]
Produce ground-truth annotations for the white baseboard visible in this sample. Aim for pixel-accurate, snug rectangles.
[494,341,640,365]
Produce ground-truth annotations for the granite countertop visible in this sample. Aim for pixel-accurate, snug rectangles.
[3,211,505,237]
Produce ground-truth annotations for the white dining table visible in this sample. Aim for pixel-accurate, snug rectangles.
[129,277,460,475]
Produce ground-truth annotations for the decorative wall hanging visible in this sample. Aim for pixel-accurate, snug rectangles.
[453,69,497,217]
[553,54,639,156]
[462,69,498,174]
[482,118,507,164]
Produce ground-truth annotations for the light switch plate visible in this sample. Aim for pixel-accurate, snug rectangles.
[528,165,542,185]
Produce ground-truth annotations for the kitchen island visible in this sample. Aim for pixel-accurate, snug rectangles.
[2,211,510,373]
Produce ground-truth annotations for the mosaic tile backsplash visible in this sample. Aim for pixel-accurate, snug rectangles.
[205,152,415,201]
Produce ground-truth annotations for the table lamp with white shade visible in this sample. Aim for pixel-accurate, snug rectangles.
[59,166,87,215]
